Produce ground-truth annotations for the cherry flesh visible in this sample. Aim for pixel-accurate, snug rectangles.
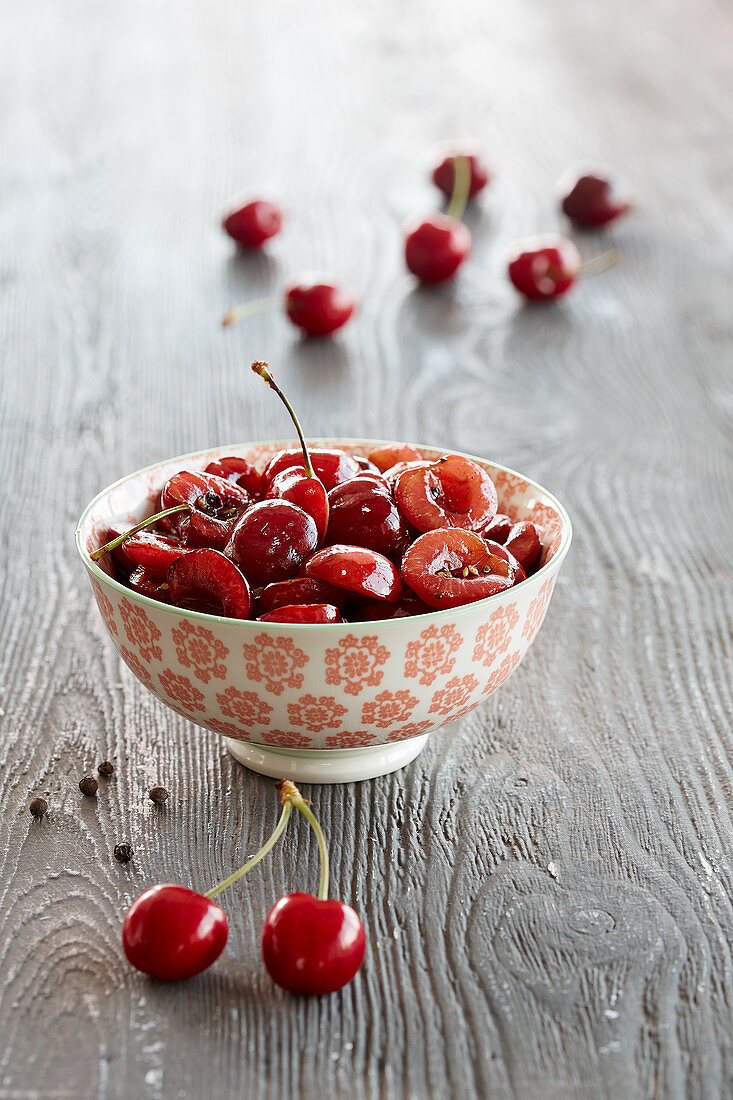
[110,529,189,577]
[367,442,423,472]
[161,470,251,549]
[261,893,366,996]
[258,603,342,624]
[504,520,542,570]
[285,277,355,336]
[401,528,515,609]
[267,467,329,544]
[205,457,264,499]
[394,454,497,534]
[223,199,282,248]
[263,448,360,492]
[507,236,581,301]
[305,544,404,602]
[128,565,172,603]
[122,884,229,982]
[326,479,411,560]
[432,153,489,198]
[560,169,632,228]
[255,576,349,616]
[167,549,252,618]
[481,513,513,543]
[483,539,527,584]
[225,500,318,588]
[404,214,472,284]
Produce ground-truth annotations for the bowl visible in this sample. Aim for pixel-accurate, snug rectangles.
[76,439,571,783]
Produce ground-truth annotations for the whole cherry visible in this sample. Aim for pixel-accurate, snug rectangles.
[405,154,472,284]
[507,235,619,302]
[432,151,490,198]
[559,167,633,229]
[122,884,229,982]
[223,199,282,248]
[223,276,356,337]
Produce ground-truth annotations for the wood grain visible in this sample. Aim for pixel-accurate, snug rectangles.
[1,0,732,1096]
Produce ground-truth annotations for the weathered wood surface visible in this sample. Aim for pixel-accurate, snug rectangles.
[2,0,732,1096]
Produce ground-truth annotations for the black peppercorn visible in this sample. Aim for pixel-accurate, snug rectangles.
[29,797,48,819]
[98,761,114,777]
[114,843,133,863]
[149,785,168,805]
[79,774,99,796]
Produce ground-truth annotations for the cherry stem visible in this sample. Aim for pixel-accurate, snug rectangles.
[90,504,190,561]
[579,249,620,279]
[251,360,315,478]
[293,796,330,901]
[204,800,293,900]
[222,298,282,328]
[445,155,471,223]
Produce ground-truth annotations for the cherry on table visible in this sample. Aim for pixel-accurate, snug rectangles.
[401,528,516,609]
[404,214,472,284]
[223,199,282,248]
[258,603,342,624]
[225,499,319,588]
[167,549,252,618]
[432,152,490,198]
[507,235,582,301]
[262,892,366,996]
[305,544,404,602]
[559,168,633,228]
[122,884,229,982]
[393,454,498,534]
[285,276,356,336]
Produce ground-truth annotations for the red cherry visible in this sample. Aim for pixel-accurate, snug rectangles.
[401,528,515,609]
[267,468,329,544]
[225,500,318,588]
[205,457,265,500]
[480,513,513,544]
[284,277,356,336]
[404,214,472,284]
[261,893,366,995]
[161,470,251,549]
[110,529,189,577]
[560,169,632,228]
[352,593,433,621]
[305,545,404,602]
[326,479,411,560]
[255,576,349,616]
[263,448,360,492]
[122,884,228,982]
[128,565,172,603]
[367,442,423,473]
[393,454,497,534]
[354,455,381,474]
[504,521,542,571]
[167,549,252,618]
[432,153,489,198]
[258,603,342,624]
[507,235,581,301]
[483,539,527,584]
[222,199,282,248]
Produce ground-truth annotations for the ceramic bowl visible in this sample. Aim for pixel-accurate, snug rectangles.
[76,440,571,783]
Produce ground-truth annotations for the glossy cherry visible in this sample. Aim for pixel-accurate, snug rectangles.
[483,540,527,584]
[402,528,515,609]
[404,214,472,284]
[205,456,264,500]
[255,576,349,616]
[110,529,190,577]
[122,884,229,982]
[128,565,172,603]
[223,199,282,248]
[305,544,404,602]
[161,470,251,549]
[559,168,632,228]
[507,235,582,301]
[263,447,360,492]
[481,513,513,543]
[167,549,252,618]
[258,603,342,624]
[352,593,433,621]
[225,500,318,588]
[262,893,366,996]
[326,479,411,560]
[285,276,356,337]
[504,520,542,571]
[394,454,497,534]
[367,442,423,472]
[432,152,489,198]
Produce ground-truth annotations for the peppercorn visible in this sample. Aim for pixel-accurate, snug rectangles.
[98,761,114,777]
[29,797,48,819]
[149,785,168,805]
[79,774,99,796]
[114,843,133,864]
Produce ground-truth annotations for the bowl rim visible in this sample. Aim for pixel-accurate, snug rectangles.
[75,437,573,630]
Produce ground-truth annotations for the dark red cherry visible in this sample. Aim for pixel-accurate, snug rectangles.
[110,529,189,577]
[284,277,356,336]
[394,454,497,534]
[255,577,349,616]
[352,593,433,621]
[481,513,513,544]
[261,893,366,995]
[225,500,318,588]
[167,549,252,618]
[127,565,172,603]
[507,235,581,301]
[402,528,515,609]
[404,214,472,284]
[222,199,282,248]
[123,884,228,982]
[267,468,329,544]
[560,169,632,228]
[505,521,542,570]
[205,457,264,499]
[354,455,380,474]
[263,448,360,492]
[483,540,527,584]
[305,545,404,602]
[326,480,411,560]
[367,442,423,472]
[258,603,342,624]
[432,153,489,198]
[161,470,251,549]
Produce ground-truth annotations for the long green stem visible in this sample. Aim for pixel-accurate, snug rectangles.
[445,155,471,222]
[91,504,190,561]
[251,360,315,478]
[294,798,330,901]
[204,802,293,899]
[222,297,282,328]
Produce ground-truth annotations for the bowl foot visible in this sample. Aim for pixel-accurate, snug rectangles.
[224,734,430,784]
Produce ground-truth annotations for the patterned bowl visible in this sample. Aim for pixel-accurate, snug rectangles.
[76,440,571,783]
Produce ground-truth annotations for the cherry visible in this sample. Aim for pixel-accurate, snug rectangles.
[262,893,366,995]
[128,565,172,603]
[91,503,191,564]
[432,152,490,198]
[205,457,264,500]
[483,540,527,584]
[354,455,380,474]
[305,545,404,602]
[223,199,282,248]
[352,593,433,621]
[405,154,472,284]
[167,549,252,618]
[110,529,189,577]
[161,470,251,549]
[122,884,229,982]
[393,454,498,534]
[504,520,542,571]
[225,500,318,588]
[402,528,515,609]
[263,447,359,492]
[255,577,349,616]
[258,603,342,624]
[559,168,632,229]
[481,513,513,544]
[326,479,411,560]
[367,442,423,473]
[507,235,582,301]
[285,277,356,337]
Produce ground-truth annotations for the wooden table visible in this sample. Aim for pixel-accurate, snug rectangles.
[3,0,732,1096]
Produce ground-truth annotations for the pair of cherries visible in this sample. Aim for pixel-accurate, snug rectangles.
[93,364,543,623]
[122,780,366,994]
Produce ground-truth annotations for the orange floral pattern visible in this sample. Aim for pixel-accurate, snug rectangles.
[482,650,522,696]
[386,719,434,742]
[324,634,390,696]
[216,686,272,726]
[429,673,480,716]
[119,645,153,688]
[522,578,555,642]
[361,689,419,728]
[158,668,206,712]
[324,731,376,748]
[242,634,309,695]
[287,693,348,733]
[91,580,118,637]
[172,620,228,683]
[473,603,520,668]
[261,729,313,748]
[206,717,251,739]
[404,623,463,686]
[119,597,162,662]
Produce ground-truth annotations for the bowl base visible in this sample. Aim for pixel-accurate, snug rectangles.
[224,734,430,784]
